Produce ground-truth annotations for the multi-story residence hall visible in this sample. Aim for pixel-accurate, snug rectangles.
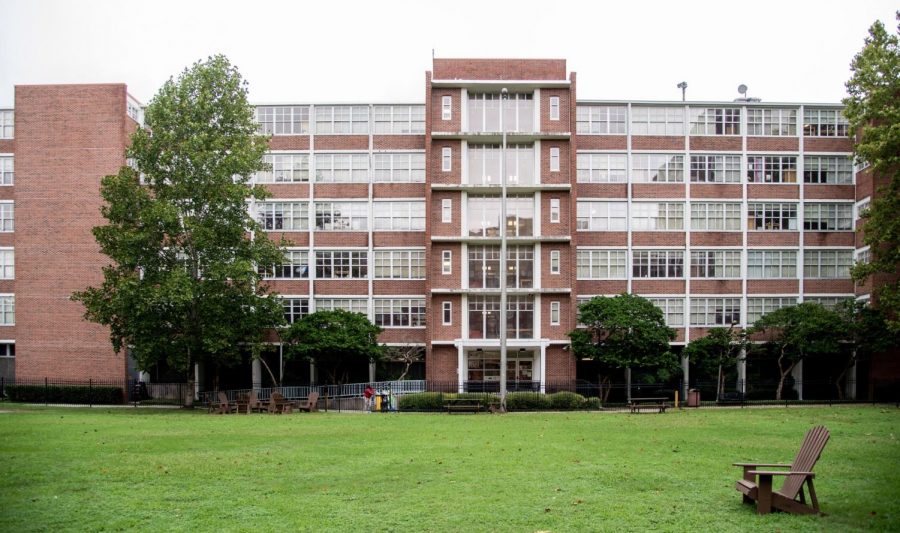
[0,58,894,397]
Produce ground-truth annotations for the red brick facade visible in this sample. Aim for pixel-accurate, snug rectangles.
[2,58,882,389]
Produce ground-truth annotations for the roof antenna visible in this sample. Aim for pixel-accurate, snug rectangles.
[677,81,687,102]
[432,48,435,60]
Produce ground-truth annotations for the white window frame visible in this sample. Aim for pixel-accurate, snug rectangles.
[373,249,426,279]
[441,199,452,223]
[632,154,685,183]
[576,249,628,279]
[442,96,452,121]
[804,249,853,279]
[648,297,685,327]
[632,250,685,279]
[631,202,684,231]
[281,297,309,325]
[550,147,560,172]
[0,249,12,279]
[803,156,853,185]
[576,201,628,231]
[373,152,426,183]
[0,111,13,139]
[689,154,741,183]
[630,106,685,136]
[803,203,853,231]
[374,298,427,328]
[550,250,560,274]
[314,201,369,231]
[315,298,368,314]
[549,96,560,121]
[690,250,741,278]
[550,198,560,223]
[314,153,369,183]
[257,201,308,232]
[373,201,426,231]
[690,202,742,231]
[550,301,560,325]
[747,202,798,231]
[576,153,627,183]
[747,250,797,279]
[0,157,12,186]
[747,108,798,136]
[689,297,741,326]
[576,105,627,135]
[442,147,452,172]
[442,250,452,274]
[747,155,798,184]
[442,301,452,325]
[747,297,798,324]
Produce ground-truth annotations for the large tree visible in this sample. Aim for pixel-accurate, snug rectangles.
[281,310,385,384]
[72,55,285,401]
[569,293,677,400]
[833,299,895,399]
[845,14,900,331]
[683,326,747,400]
[748,303,846,400]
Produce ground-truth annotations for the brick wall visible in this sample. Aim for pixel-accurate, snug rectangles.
[433,59,566,81]
[14,84,130,380]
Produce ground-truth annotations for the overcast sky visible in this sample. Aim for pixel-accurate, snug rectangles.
[0,0,896,107]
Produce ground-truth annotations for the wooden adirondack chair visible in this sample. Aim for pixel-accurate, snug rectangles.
[297,391,319,413]
[209,391,232,414]
[733,425,830,515]
[246,390,264,413]
[267,391,289,414]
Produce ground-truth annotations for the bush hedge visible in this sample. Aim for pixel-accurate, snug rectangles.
[4,385,124,405]
[548,391,587,410]
[398,391,603,411]
[505,392,552,411]
[398,392,501,411]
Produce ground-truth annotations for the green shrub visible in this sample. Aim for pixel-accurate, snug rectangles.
[584,397,601,410]
[398,392,445,411]
[548,391,587,410]
[505,392,551,411]
[4,385,124,405]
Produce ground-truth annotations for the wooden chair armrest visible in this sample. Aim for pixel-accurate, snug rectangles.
[746,470,815,477]
[732,462,792,468]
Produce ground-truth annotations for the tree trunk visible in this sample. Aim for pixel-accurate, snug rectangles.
[717,364,724,401]
[258,356,279,388]
[775,348,795,401]
[833,353,857,401]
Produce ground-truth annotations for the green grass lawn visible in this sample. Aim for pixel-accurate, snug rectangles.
[0,405,898,532]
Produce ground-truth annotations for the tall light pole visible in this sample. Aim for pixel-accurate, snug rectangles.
[499,87,509,409]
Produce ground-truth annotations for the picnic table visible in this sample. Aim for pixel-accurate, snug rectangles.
[444,398,482,414]
[628,397,669,413]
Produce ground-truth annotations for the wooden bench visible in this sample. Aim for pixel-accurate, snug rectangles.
[444,398,482,414]
[629,397,669,413]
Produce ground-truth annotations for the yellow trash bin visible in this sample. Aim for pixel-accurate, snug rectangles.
[374,394,382,412]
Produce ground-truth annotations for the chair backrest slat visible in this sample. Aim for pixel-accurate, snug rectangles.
[306,391,319,408]
[780,426,829,498]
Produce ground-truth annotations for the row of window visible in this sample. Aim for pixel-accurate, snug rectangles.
[257,152,426,183]
[576,249,854,279]
[280,297,425,327]
[576,154,853,184]
[257,201,425,231]
[577,201,853,232]
[576,106,848,137]
[580,295,852,327]
[282,293,854,332]
[256,105,425,136]
[263,250,425,280]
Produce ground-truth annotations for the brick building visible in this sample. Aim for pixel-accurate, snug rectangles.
[0,58,886,397]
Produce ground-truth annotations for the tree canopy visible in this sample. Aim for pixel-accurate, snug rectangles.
[845,14,900,331]
[569,293,677,376]
[281,310,385,384]
[748,303,846,400]
[683,326,746,399]
[72,55,284,387]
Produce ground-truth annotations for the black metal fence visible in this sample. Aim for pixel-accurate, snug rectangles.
[0,377,193,407]
[1,376,897,411]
